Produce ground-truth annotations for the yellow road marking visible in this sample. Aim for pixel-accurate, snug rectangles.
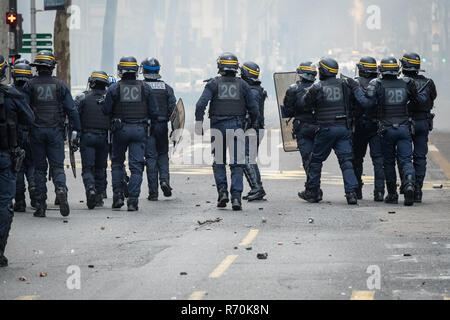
[15,295,39,300]
[444,297,450,300]
[188,291,207,300]
[350,291,375,300]
[239,229,259,246]
[429,144,450,180]
[209,255,238,279]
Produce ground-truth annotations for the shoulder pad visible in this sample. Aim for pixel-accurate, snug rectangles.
[4,86,24,99]
[289,83,299,90]
[75,92,86,102]
[402,76,412,84]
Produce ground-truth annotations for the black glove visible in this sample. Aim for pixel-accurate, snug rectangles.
[346,78,359,91]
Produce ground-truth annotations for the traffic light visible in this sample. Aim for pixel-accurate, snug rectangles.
[6,12,18,26]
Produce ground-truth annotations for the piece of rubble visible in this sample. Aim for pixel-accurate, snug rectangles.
[257,253,268,260]
[197,218,223,226]
[19,276,27,282]
[39,272,47,278]
[308,218,314,224]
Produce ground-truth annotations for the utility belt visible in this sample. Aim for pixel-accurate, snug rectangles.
[111,118,152,137]
[411,111,432,121]
[82,128,109,135]
[317,115,349,128]
[377,119,413,137]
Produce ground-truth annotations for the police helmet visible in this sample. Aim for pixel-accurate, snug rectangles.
[357,56,378,77]
[117,56,139,78]
[240,61,260,83]
[296,61,317,82]
[401,52,421,73]
[0,55,8,81]
[379,57,400,76]
[141,57,161,80]
[30,50,57,69]
[88,71,109,88]
[217,52,239,75]
[318,57,339,79]
[14,58,30,66]
[12,63,32,82]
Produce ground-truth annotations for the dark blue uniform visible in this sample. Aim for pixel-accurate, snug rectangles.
[0,85,35,265]
[22,72,81,204]
[144,80,176,199]
[352,76,385,199]
[284,80,317,177]
[196,76,259,200]
[353,76,430,199]
[12,82,37,210]
[76,89,110,204]
[301,77,360,197]
[102,78,159,203]
[407,75,437,198]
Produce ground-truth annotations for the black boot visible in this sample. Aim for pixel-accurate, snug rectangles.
[29,187,38,209]
[232,197,242,211]
[33,199,47,218]
[385,183,399,204]
[14,197,26,213]
[403,175,415,207]
[0,238,8,267]
[95,193,104,207]
[147,193,158,201]
[346,192,358,205]
[247,188,266,202]
[298,189,321,203]
[414,190,423,203]
[56,187,70,217]
[243,165,259,200]
[86,189,97,210]
[217,189,229,208]
[161,181,173,197]
[112,193,125,209]
[356,186,363,200]
[127,198,139,212]
[374,190,385,202]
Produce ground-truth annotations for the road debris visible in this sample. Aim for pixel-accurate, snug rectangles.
[262,218,267,223]
[308,218,314,224]
[180,272,188,276]
[257,253,268,260]
[379,218,388,222]
[403,253,412,257]
[88,265,95,269]
[388,211,396,215]
[19,276,27,282]
[246,247,252,251]
[39,272,47,278]
[197,218,223,226]
[278,242,283,246]
[100,226,105,230]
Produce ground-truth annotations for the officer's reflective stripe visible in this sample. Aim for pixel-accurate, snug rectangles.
[91,73,108,80]
[402,57,421,65]
[14,69,32,75]
[35,55,55,61]
[360,62,377,68]
[299,66,317,72]
[0,61,5,68]
[143,65,160,71]
[219,60,238,65]
[242,64,260,76]
[320,62,338,73]
[119,62,138,67]
[381,63,398,68]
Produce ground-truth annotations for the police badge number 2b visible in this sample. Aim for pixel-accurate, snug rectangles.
[120,84,142,102]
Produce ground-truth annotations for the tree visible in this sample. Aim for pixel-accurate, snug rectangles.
[53,0,72,87]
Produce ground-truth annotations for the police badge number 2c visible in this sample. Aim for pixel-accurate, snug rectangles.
[218,82,240,100]
[120,84,142,102]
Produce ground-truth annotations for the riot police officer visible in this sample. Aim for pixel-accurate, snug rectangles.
[75,71,111,209]
[401,52,437,203]
[299,57,359,205]
[0,55,35,267]
[195,52,259,211]
[11,62,38,211]
[102,57,159,211]
[352,57,430,206]
[283,62,322,200]
[240,61,266,202]
[352,57,385,202]
[22,51,81,218]
[141,58,176,201]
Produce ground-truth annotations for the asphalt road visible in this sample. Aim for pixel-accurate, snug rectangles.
[0,130,449,301]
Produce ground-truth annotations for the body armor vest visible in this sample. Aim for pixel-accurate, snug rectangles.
[355,77,377,120]
[147,80,169,120]
[29,76,64,128]
[408,75,433,119]
[209,76,246,117]
[0,90,18,150]
[113,80,148,122]
[294,82,315,123]
[380,79,409,124]
[81,90,110,131]
[316,78,347,125]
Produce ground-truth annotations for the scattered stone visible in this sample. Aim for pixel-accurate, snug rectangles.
[257,253,268,260]
[278,242,283,246]
[88,265,95,269]
[403,253,412,257]
[100,226,105,230]
[262,218,267,223]
[39,272,47,278]
[206,201,211,204]
[180,272,188,276]
[278,212,282,216]
[433,184,443,189]
[294,242,302,245]
[79,200,84,203]
[388,211,396,215]
[308,218,314,224]
[246,247,252,251]
[196,204,201,207]
[63,220,68,224]
[19,276,27,282]
[379,219,388,222]
[234,247,238,250]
